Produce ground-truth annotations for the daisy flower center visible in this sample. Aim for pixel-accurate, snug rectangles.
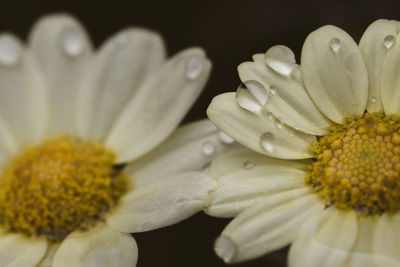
[0,136,127,241]
[306,113,400,215]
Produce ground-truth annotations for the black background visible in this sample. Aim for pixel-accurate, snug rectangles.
[2,0,400,266]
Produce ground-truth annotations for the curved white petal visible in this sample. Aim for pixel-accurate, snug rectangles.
[359,19,400,113]
[0,232,48,267]
[301,25,368,123]
[107,171,216,233]
[126,119,235,187]
[53,223,137,267]
[207,92,315,159]
[29,14,93,136]
[215,191,322,263]
[105,48,211,163]
[205,147,309,217]
[238,55,332,135]
[372,214,400,266]
[378,24,400,115]
[0,34,47,152]
[77,28,166,140]
[288,209,357,267]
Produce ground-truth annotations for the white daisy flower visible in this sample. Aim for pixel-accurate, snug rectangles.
[206,19,400,266]
[0,14,233,267]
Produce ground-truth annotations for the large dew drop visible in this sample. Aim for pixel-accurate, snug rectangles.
[329,38,341,53]
[62,27,85,57]
[265,45,295,76]
[218,131,235,144]
[244,80,268,105]
[260,132,275,153]
[0,35,22,66]
[186,54,205,80]
[384,35,395,49]
[202,141,215,156]
[243,160,254,169]
[236,86,263,113]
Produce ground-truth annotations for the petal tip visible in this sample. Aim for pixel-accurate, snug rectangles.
[215,235,237,263]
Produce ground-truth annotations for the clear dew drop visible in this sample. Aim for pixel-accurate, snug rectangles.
[115,32,129,45]
[236,86,263,113]
[371,96,377,104]
[260,132,274,153]
[244,80,268,105]
[186,53,205,80]
[384,35,395,49]
[62,27,85,57]
[0,35,21,66]
[265,45,295,76]
[243,160,254,169]
[202,141,215,156]
[218,131,235,144]
[267,112,274,120]
[329,38,341,53]
[269,85,277,95]
[275,119,284,129]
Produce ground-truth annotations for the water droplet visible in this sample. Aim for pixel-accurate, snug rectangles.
[244,80,268,105]
[0,35,21,66]
[202,162,211,172]
[371,96,377,104]
[115,32,129,45]
[62,27,85,57]
[275,119,283,129]
[236,86,263,113]
[243,160,254,169]
[202,141,215,156]
[329,38,341,53]
[269,85,277,95]
[265,45,295,76]
[186,53,205,80]
[260,132,274,153]
[384,35,395,49]
[218,131,235,144]
[267,112,274,120]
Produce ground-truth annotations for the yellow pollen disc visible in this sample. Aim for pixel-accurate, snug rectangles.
[306,113,400,215]
[0,136,127,241]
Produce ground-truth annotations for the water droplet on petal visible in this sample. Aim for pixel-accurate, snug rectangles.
[260,132,274,153]
[384,35,395,49]
[115,32,129,45]
[0,35,21,66]
[275,119,283,129]
[371,96,377,104]
[202,141,215,156]
[236,86,263,113]
[267,112,274,120]
[186,53,205,80]
[269,85,277,95]
[265,45,295,76]
[62,27,85,57]
[243,160,254,169]
[329,38,341,53]
[244,80,268,105]
[202,162,211,172]
[218,131,235,144]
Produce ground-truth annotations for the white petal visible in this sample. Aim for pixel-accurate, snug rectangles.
[107,171,216,233]
[126,119,235,187]
[301,25,368,123]
[372,214,400,266]
[105,48,211,163]
[378,24,400,115]
[53,223,137,267]
[77,28,166,140]
[0,34,47,150]
[288,209,357,267]
[29,14,93,136]
[238,55,332,135]
[205,147,309,217]
[207,92,315,159]
[0,232,48,267]
[215,191,322,263]
[359,19,400,113]
[37,243,60,267]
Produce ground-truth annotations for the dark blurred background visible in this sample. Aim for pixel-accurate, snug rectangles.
[2,0,400,266]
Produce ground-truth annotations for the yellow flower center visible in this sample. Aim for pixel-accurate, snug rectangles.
[306,113,400,215]
[0,136,127,241]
